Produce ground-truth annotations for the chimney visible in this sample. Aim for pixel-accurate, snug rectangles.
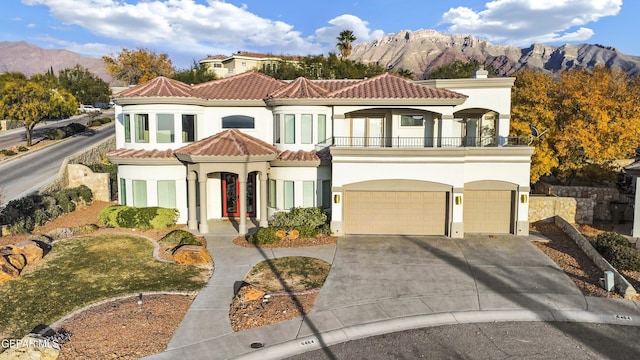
[474,65,488,79]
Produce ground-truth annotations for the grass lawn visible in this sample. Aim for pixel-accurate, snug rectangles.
[0,234,209,340]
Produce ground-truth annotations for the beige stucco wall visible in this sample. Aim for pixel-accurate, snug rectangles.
[68,164,110,202]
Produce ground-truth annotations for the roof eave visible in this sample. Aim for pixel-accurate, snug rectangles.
[107,156,182,165]
[175,154,277,163]
[265,98,466,106]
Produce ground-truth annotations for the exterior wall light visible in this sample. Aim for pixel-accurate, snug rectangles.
[454,195,462,205]
[334,194,341,204]
[520,194,528,203]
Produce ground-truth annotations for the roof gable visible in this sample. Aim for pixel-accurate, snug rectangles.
[266,77,329,99]
[175,129,278,157]
[191,71,285,100]
[327,73,467,99]
[115,76,193,98]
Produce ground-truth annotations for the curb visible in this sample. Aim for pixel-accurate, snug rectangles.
[233,308,640,360]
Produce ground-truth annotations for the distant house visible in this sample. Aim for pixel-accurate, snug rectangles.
[108,69,533,237]
[199,52,301,78]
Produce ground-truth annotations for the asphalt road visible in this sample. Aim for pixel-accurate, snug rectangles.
[287,322,640,360]
[0,122,115,203]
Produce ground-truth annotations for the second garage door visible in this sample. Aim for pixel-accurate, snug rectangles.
[343,191,448,235]
[464,190,513,234]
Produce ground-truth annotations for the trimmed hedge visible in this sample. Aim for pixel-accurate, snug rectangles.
[98,205,178,231]
[268,207,330,237]
[0,185,93,234]
[595,231,640,271]
[87,117,112,127]
[248,227,279,245]
[46,122,87,140]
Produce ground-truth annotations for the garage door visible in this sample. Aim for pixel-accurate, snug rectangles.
[464,190,513,233]
[344,191,447,235]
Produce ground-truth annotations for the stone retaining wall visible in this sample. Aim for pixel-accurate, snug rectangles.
[40,135,115,194]
[529,195,594,224]
[68,164,110,202]
[554,215,637,299]
[535,182,622,221]
[0,119,23,132]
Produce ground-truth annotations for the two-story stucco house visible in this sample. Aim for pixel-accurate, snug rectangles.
[107,69,533,237]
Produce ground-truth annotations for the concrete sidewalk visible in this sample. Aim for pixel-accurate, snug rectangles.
[142,233,640,360]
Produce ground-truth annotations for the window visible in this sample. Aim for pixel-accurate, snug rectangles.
[284,114,295,144]
[124,114,131,143]
[213,63,222,68]
[317,114,326,143]
[301,114,313,144]
[120,178,127,205]
[157,180,176,208]
[222,115,255,129]
[157,114,174,143]
[182,114,196,142]
[322,180,331,208]
[268,179,276,207]
[274,115,281,144]
[401,115,424,127]
[132,180,147,207]
[303,181,314,207]
[284,181,294,210]
[134,114,149,143]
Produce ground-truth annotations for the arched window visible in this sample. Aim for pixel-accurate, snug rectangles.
[222,115,255,129]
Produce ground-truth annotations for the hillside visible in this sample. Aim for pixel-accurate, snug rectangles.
[349,29,640,79]
[0,41,113,84]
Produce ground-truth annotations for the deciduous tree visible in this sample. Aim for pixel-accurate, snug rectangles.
[1,81,51,146]
[58,65,111,105]
[172,61,217,84]
[103,48,174,85]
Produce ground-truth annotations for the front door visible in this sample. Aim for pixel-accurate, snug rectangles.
[222,172,256,217]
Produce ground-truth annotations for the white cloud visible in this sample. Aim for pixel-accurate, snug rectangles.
[441,0,622,45]
[315,14,385,46]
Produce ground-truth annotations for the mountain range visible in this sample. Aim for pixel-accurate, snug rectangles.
[349,29,640,78]
[1,30,640,83]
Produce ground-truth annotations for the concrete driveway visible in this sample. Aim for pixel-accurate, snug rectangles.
[146,233,640,360]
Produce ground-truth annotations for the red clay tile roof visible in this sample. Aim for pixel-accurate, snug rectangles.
[276,148,332,162]
[234,52,302,61]
[175,129,278,157]
[326,73,466,99]
[311,79,361,93]
[191,71,285,100]
[266,77,329,99]
[107,148,176,159]
[201,54,227,60]
[114,76,193,98]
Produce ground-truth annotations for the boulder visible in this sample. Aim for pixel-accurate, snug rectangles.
[0,256,20,283]
[5,253,26,271]
[15,241,44,263]
[172,245,212,266]
[238,285,266,301]
[0,333,60,360]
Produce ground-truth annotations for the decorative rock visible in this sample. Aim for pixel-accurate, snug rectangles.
[5,253,26,271]
[288,229,300,240]
[15,241,44,263]
[0,333,61,360]
[0,256,20,283]
[275,230,287,240]
[239,285,266,301]
[172,245,212,266]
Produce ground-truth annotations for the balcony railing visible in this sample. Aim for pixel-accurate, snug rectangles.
[318,136,530,148]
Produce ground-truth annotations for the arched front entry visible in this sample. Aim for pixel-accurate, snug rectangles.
[221,171,257,217]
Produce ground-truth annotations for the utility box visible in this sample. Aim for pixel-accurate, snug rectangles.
[604,270,615,292]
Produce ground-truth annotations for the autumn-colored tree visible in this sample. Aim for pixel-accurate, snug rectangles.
[509,68,558,183]
[552,66,640,184]
[103,48,174,85]
[1,81,51,146]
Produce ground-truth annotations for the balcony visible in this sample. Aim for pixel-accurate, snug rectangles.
[318,136,530,149]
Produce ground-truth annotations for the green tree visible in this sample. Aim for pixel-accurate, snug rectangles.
[171,60,217,84]
[258,53,385,80]
[58,65,111,105]
[1,81,51,146]
[428,59,497,79]
[103,48,174,85]
[336,30,356,58]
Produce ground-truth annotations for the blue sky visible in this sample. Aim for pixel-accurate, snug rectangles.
[0,0,635,69]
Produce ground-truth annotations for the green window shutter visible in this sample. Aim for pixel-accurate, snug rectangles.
[132,180,147,207]
[284,181,294,210]
[157,180,176,208]
[301,114,313,144]
[303,181,314,207]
